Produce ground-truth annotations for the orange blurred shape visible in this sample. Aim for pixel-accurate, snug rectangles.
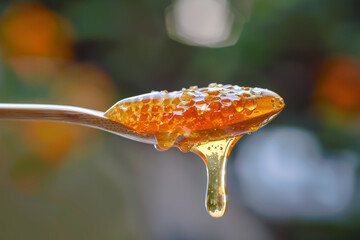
[52,63,116,111]
[23,122,81,167]
[0,2,74,60]
[22,63,116,167]
[9,57,66,84]
[316,56,360,111]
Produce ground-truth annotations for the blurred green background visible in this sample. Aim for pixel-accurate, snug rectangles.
[0,0,359,239]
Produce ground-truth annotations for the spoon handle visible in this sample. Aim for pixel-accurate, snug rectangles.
[0,103,155,144]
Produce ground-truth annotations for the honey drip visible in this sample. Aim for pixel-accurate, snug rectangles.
[191,137,241,217]
[104,83,285,217]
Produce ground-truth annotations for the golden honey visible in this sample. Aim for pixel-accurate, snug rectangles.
[105,83,284,217]
[191,137,241,217]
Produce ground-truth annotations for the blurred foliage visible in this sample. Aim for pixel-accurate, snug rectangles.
[0,0,359,239]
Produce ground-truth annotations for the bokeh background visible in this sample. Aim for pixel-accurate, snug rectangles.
[0,0,359,239]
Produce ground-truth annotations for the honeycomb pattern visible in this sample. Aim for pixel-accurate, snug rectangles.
[105,83,284,150]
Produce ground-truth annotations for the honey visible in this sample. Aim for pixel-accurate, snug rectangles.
[191,137,241,217]
[105,83,284,217]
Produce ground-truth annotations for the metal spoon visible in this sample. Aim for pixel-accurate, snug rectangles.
[0,103,156,144]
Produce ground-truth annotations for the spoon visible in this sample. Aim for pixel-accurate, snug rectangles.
[0,103,156,144]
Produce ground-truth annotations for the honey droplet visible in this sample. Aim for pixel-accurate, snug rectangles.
[245,101,257,111]
[208,90,220,96]
[180,92,194,101]
[236,106,243,112]
[191,137,241,218]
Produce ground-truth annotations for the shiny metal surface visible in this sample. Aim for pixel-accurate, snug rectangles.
[0,103,156,144]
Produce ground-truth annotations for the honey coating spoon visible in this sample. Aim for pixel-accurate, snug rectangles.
[0,83,284,217]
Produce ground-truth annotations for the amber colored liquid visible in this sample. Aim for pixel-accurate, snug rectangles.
[191,137,241,217]
[105,83,284,217]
